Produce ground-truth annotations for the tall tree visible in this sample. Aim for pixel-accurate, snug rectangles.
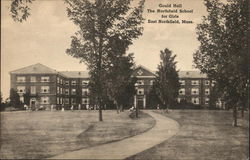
[65,0,145,121]
[10,0,33,22]
[9,88,21,108]
[193,0,248,126]
[155,48,180,109]
[106,53,136,113]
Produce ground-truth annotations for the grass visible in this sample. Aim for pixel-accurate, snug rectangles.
[0,110,155,159]
[127,110,249,160]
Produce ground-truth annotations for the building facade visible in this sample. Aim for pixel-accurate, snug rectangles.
[10,63,214,109]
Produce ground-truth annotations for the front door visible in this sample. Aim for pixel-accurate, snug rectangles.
[137,98,143,109]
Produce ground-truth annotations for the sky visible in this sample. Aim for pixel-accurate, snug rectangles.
[1,0,207,99]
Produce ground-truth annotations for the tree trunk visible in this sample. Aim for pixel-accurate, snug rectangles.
[136,105,139,118]
[99,105,103,121]
[233,106,237,127]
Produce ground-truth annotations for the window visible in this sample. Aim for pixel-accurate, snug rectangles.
[137,80,144,85]
[64,98,69,104]
[65,81,69,85]
[71,98,76,104]
[179,88,185,95]
[17,76,26,82]
[60,79,63,84]
[205,98,209,105]
[20,97,24,102]
[150,80,154,85]
[17,86,25,93]
[82,88,89,96]
[65,89,69,95]
[60,88,63,94]
[82,98,89,104]
[71,89,76,95]
[31,86,36,94]
[211,80,216,87]
[30,76,36,82]
[191,88,199,95]
[41,97,49,104]
[205,80,210,85]
[60,98,62,104]
[71,80,76,85]
[57,87,60,94]
[82,80,89,86]
[41,86,50,93]
[137,88,144,95]
[57,97,60,104]
[192,98,199,104]
[191,80,199,85]
[179,80,185,85]
[41,76,50,82]
[57,77,60,83]
[205,89,210,95]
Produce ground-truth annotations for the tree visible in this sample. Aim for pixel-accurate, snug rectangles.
[10,0,33,22]
[106,53,136,113]
[23,89,30,105]
[9,88,21,108]
[155,48,180,110]
[193,0,248,126]
[65,0,145,121]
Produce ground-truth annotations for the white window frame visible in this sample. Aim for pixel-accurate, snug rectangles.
[179,88,185,95]
[191,80,199,85]
[71,88,76,95]
[17,76,26,83]
[71,80,77,85]
[41,76,50,82]
[179,80,185,85]
[41,97,49,104]
[205,80,210,85]
[82,80,89,86]
[82,98,89,104]
[191,88,199,95]
[137,88,144,95]
[192,98,199,104]
[137,80,144,85]
[205,89,210,95]
[17,86,26,94]
[65,81,69,85]
[82,88,89,96]
[65,89,69,95]
[205,98,209,105]
[41,86,50,93]
[71,98,76,104]
[31,86,36,94]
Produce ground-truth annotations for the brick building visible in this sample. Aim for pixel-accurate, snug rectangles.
[10,63,214,109]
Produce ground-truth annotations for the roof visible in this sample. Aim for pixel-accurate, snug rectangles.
[60,71,89,78]
[179,71,207,78]
[132,65,156,77]
[10,63,60,75]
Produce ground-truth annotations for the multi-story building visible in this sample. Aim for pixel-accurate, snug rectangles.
[10,63,89,109]
[10,63,214,110]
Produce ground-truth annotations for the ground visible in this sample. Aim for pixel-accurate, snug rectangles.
[0,110,155,159]
[127,110,249,160]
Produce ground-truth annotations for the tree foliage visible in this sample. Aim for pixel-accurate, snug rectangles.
[65,0,145,120]
[9,88,21,108]
[10,0,33,22]
[193,0,248,126]
[155,48,180,109]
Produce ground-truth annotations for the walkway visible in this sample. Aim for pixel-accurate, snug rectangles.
[48,110,180,159]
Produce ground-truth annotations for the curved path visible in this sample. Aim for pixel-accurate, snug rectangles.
[49,110,180,159]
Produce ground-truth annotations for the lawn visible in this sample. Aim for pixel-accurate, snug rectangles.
[0,110,155,159]
[127,110,249,160]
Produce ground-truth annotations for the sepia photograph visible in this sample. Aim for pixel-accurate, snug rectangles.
[0,0,249,159]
